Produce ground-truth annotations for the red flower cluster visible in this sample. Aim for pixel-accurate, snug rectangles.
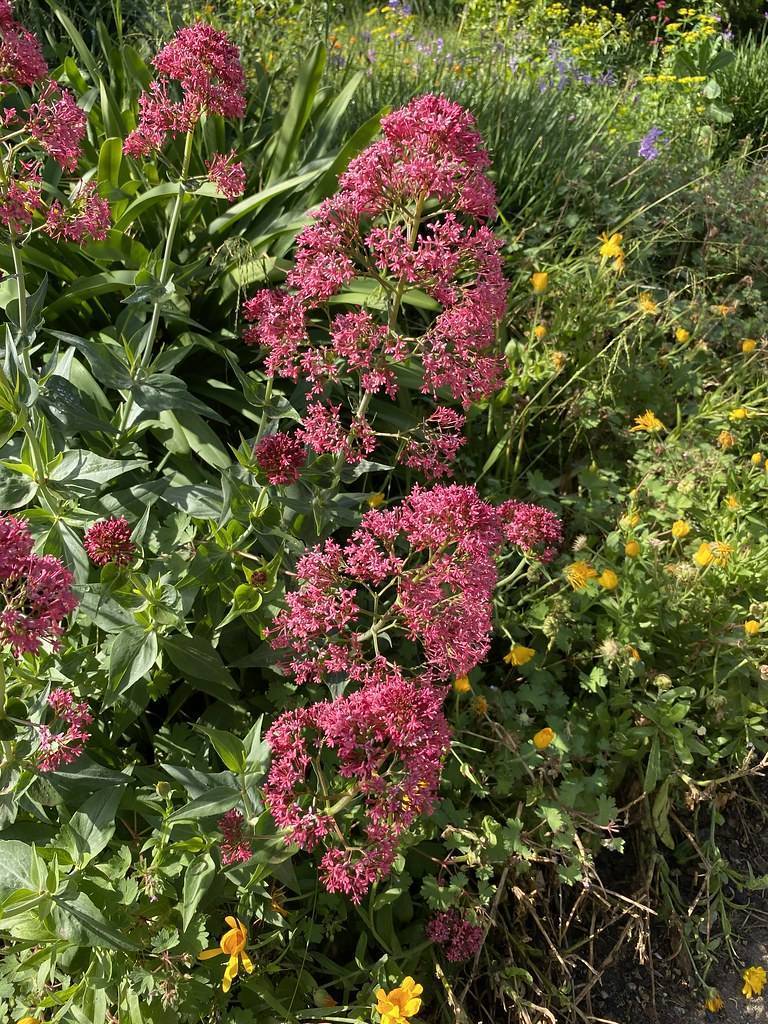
[0,162,43,233]
[206,150,246,202]
[0,0,47,88]
[426,910,484,962]
[501,500,564,563]
[218,809,253,866]
[83,516,136,567]
[124,22,245,157]
[264,676,450,903]
[37,688,93,773]
[270,484,511,687]
[44,181,110,244]
[254,432,306,485]
[0,515,78,656]
[242,94,508,476]
[27,82,87,172]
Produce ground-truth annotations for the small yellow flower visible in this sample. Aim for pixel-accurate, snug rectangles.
[672,520,691,539]
[531,271,549,294]
[624,540,640,558]
[504,644,535,666]
[627,645,641,661]
[713,304,735,317]
[741,338,757,353]
[712,541,733,566]
[598,569,619,590]
[630,410,665,433]
[742,965,767,999]
[725,494,740,510]
[745,619,761,636]
[453,675,471,693]
[704,991,724,1012]
[472,695,489,715]
[533,727,555,750]
[675,327,691,343]
[375,977,423,1024]
[534,323,547,340]
[564,561,598,590]
[598,231,624,271]
[367,492,385,508]
[729,407,750,421]
[199,917,254,993]
[637,292,658,315]
[717,430,735,449]
[751,452,764,466]
[550,350,567,371]
[18,1018,42,1024]
[694,542,713,567]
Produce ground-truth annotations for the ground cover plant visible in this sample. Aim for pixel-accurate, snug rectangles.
[0,2,767,1023]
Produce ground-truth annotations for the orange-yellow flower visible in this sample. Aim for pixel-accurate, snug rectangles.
[725,494,739,510]
[533,727,555,750]
[729,407,750,421]
[375,977,423,1024]
[637,292,658,315]
[741,338,757,353]
[534,323,547,339]
[598,231,625,271]
[671,520,690,539]
[531,271,549,293]
[693,542,713,567]
[751,452,764,466]
[704,991,724,1012]
[624,540,640,558]
[675,327,690,343]
[742,965,766,998]
[598,569,619,590]
[745,619,761,636]
[453,675,471,693]
[18,1018,42,1024]
[717,430,735,449]
[550,350,567,371]
[504,644,535,666]
[199,917,254,993]
[564,561,598,590]
[367,492,385,508]
[712,541,732,566]
[472,695,489,715]
[713,303,735,317]
[630,410,665,433]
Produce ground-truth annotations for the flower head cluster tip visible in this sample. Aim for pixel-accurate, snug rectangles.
[83,516,136,567]
[37,689,93,772]
[426,909,484,961]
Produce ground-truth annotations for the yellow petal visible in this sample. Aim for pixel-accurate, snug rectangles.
[224,915,238,930]
[240,950,254,974]
[404,997,423,1014]
[198,947,223,960]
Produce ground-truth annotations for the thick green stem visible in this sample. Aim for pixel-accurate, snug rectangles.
[254,376,274,443]
[10,239,28,342]
[117,129,195,439]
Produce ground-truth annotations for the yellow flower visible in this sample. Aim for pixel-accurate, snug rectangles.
[627,645,641,661]
[564,561,598,590]
[713,304,734,317]
[675,327,691,343]
[504,644,535,666]
[704,991,724,1012]
[712,542,732,566]
[672,520,691,539]
[621,511,640,528]
[624,540,640,558]
[531,271,549,293]
[741,338,757,353]
[199,917,254,993]
[18,1018,42,1024]
[598,569,619,590]
[472,695,489,715]
[630,410,665,433]
[725,494,739,510]
[751,452,764,466]
[729,407,750,421]
[375,977,423,1024]
[745,619,761,636]
[717,430,735,449]
[598,231,623,259]
[534,324,547,340]
[550,350,567,371]
[453,675,471,693]
[694,542,713,567]
[367,492,385,508]
[533,727,555,750]
[637,292,658,315]
[742,965,766,999]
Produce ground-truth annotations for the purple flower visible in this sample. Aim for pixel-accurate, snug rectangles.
[638,126,665,161]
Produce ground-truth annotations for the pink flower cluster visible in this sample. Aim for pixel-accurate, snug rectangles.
[242,94,508,476]
[0,0,47,88]
[27,82,87,172]
[270,484,512,687]
[37,688,93,772]
[426,910,484,962]
[44,181,110,244]
[83,516,136,567]
[124,23,246,159]
[218,809,253,866]
[0,162,43,234]
[254,432,306,485]
[206,150,246,202]
[502,500,564,563]
[0,515,78,656]
[264,676,450,903]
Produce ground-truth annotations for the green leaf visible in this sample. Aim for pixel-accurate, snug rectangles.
[207,167,324,236]
[63,785,126,864]
[196,726,246,773]
[105,625,159,708]
[652,777,675,850]
[167,787,240,823]
[181,853,215,932]
[52,892,138,950]
[50,450,145,490]
[644,735,662,794]
[98,137,123,189]
[267,42,326,184]
[0,840,33,897]
[163,635,237,690]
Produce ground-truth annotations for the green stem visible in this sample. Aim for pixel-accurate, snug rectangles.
[117,129,196,439]
[10,239,28,342]
[254,376,274,443]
